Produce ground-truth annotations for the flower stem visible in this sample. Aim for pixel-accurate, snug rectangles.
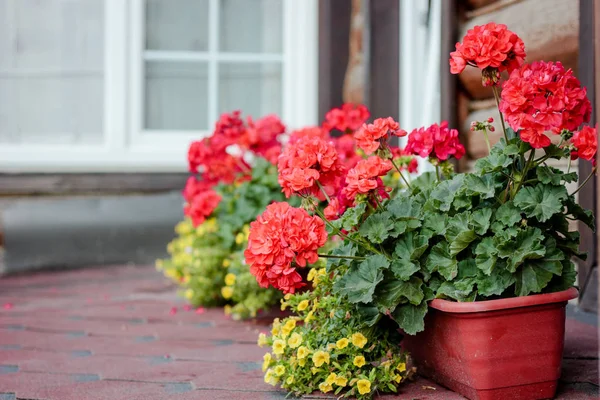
[315,180,331,203]
[571,166,597,196]
[482,128,492,153]
[435,165,441,181]
[492,86,509,142]
[390,158,412,189]
[567,157,572,174]
[317,253,366,261]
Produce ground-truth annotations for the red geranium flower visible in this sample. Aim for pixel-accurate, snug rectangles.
[391,147,419,174]
[245,202,327,293]
[571,125,598,161]
[354,117,407,155]
[333,134,362,169]
[343,156,393,201]
[188,139,212,174]
[211,111,246,152]
[184,189,221,227]
[405,122,465,161]
[288,126,329,144]
[450,22,526,84]
[323,103,370,133]
[182,177,213,203]
[245,115,285,164]
[277,136,345,198]
[500,61,592,148]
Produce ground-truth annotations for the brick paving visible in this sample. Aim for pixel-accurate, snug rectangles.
[0,265,597,400]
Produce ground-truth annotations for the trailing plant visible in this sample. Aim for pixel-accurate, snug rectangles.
[246,23,596,340]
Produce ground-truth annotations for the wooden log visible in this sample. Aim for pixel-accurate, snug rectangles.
[457,0,579,99]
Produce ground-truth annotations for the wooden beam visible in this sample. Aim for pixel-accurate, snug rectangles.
[0,173,189,195]
[577,0,597,310]
[367,0,399,120]
[318,0,352,123]
[441,0,458,129]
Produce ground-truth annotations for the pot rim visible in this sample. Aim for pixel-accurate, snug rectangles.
[429,287,578,313]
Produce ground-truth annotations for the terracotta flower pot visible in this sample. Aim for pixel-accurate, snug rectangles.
[402,287,578,400]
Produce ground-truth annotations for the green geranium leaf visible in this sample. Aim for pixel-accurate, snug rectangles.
[358,212,395,243]
[495,200,522,226]
[458,258,478,279]
[429,175,465,212]
[474,149,513,174]
[426,242,458,281]
[390,219,422,238]
[399,277,425,305]
[446,212,477,256]
[394,231,429,261]
[536,166,578,186]
[355,304,381,327]
[476,263,515,297]
[423,213,448,235]
[474,237,498,275]
[497,227,546,272]
[515,264,554,296]
[335,202,367,231]
[565,196,595,231]
[530,239,564,276]
[326,243,358,272]
[544,144,569,159]
[390,259,420,281]
[436,278,477,302]
[470,208,493,235]
[387,195,422,220]
[546,260,577,293]
[373,277,406,313]
[411,172,437,193]
[513,184,568,222]
[464,174,496,199]
[334,255,388,303]
[392,301,428,335]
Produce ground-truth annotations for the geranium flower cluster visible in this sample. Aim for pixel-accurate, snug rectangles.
[571,125,598,162]
[323,103,370,133]
[355,117,407,155]
[244,202,327,293]
[405,121,466,162]
[343,156,393,201]
[500,61,592,148]
[185,111,286,226]
[450,22,525,86]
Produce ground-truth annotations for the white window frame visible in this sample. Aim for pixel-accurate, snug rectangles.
[0,0,318,173]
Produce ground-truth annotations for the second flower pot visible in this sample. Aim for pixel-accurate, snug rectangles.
[402,287,578,400]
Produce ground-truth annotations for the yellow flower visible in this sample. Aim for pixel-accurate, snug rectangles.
[327,343,336,351]
[304,310,314,324]
[289,356,297,367]
[318,382,333,393]
[264,369,278,386]
[222,259,231,268]
[311,367,319,375]
[297,300,309,311]
[312,300,319,310]
[284,293,292,300]
[297,346,309,359]
[307,268,317,281]
[224,273,236,286]
[298,358,306,367]
[273,339,286,355]
[336,338,349,349]
[184,288,194,300]
[257,333,268,347]
[393,374,402,383]
[312,350,330,367]
[325,372,337,385]
[351,332,368,348]
[175,220,193,235]
[397,362,407,372]
[353,355,366,368]
[235,232,245,244]
[286,376,294,385]
[221,286,233,299]
[288,333,303,349]
[284,319,297,330]
[280,302,288,311]
[224,305,232,315]
[335,375,348,387]
[274,365,285,376]
[357,379,371,395]
[262,353,272,372]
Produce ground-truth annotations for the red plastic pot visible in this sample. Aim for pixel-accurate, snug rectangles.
[402,287,578,400]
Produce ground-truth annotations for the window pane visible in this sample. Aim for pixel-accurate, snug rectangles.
[0,0,104,144]
[145,0,209,51]
[145,62,209,130]
[218,63,282,117]
[219,0,283,53]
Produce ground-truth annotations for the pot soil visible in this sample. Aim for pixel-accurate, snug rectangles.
[402,287,578,400]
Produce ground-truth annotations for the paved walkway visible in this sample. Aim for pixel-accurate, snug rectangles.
[0,265,597,400]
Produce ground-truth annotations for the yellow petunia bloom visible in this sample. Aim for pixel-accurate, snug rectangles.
[307,268,317,281]
[336,338,349,349]
[262,353,272,372]
[297,300,309,311]
[264,369,278,386]
[357,379,371,395]
[327,343,336,351]
[335,375,348,387]
[397,362,407,372]
[223,305,232,315]
[184,288,194,300]
[298,358,306,367]
[224,273,236,286]
[288,332,303,349]
[353,355,366,368]
[312,350,330,367]
[311,367,319,375]
[351,332,368,348]
[235,232,245,245]
[284,293,292,300]
[221,286,233,299]
[280,302,288,311]
[286,376,294,385]
[274,365,285,376]
[304,310,314,324]
[297,346,309,359]
[318,382,333,393]
[257,333,268,347]
[222,259,231,268]
[273,339,286,355]
[325,372,337,385]
[393,374,402,383]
